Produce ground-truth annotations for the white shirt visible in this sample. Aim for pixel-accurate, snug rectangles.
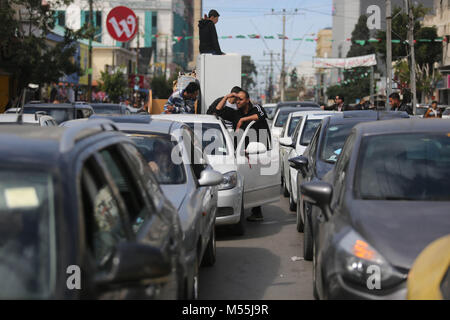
[225,100,237,110]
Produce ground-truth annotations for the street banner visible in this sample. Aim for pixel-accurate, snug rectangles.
[313,54,377,69]
[107,6,138,42]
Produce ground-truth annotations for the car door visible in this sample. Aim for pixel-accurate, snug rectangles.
[236,121,280,209]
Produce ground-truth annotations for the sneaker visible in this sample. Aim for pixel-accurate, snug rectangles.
[246,213,264,222]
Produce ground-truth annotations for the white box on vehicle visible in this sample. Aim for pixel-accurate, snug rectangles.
[197,53,242,114]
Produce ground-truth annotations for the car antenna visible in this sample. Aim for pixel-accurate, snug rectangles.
[16,87,27,124]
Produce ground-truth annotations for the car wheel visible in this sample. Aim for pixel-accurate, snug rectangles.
[303,211,313,261]
[296,199,304,232]
[289,179,296,212]
[313,241,319,300]
[231,197,245,236]
[201,226,216,267]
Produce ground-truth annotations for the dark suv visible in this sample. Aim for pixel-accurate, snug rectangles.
[0,121,185,299]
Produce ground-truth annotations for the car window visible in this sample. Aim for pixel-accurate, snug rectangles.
[0,169,56,299]
[319,122,356,164]
[300,119,321,146]
[186,122,228,156]
[80,158,128,268]
[292,118,304,146]
[126,132,187,185]
[23,107,73,124]
[288,116,302,137]
[275,111,292,127]
[98,147,148,233]
[308,123,321,160]
[355,133,450,201]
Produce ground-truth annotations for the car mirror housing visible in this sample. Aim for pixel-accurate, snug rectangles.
[95,242,171,288]
[198,169,224,187]
[288,155,308,170]
[279,137,293,147]
[300,181,333,221]
[246,142,267,155]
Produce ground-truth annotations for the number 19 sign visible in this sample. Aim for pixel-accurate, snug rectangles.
[106,6,138,42]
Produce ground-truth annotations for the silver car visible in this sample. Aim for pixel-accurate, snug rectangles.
[90,115,222,300]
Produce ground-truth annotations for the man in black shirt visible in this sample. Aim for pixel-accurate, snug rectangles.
[198,10,224,55]
[215,89,270,222]
[389,92,413,115]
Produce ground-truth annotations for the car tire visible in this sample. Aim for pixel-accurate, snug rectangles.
[303,211,313,261]
[296,200,304,232]
[231,197,245,236]
[201,227,216,267]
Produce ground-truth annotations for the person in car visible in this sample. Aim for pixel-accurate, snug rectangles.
[424,101,441,118]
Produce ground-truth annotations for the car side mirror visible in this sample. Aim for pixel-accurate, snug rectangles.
[279,137,294,147]
[288,155,308,170]
[95,242,171,289]
[300,181,333,222]
[246,142,267,155]
[198,169,224,187]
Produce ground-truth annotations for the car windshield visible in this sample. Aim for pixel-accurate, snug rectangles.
[355,133,450,201]
[319,123,356,163]
[126,133,186,185]
[265,107,276,119]
[275,111,294,127]
[300,119,321,146]
[23,107,73,124]
[288,116,302,137]
[443,109,450,116]
[92,105,123,114]
[416,108,427,115]
[186,123,228,156]
[0,170,55,299]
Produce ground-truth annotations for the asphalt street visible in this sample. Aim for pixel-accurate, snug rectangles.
[199,191,314,300]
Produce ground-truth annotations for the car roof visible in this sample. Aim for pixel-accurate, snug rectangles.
[0,114,39,123]
[291,110,337,117]
[354,118,450,136]
[277,101,319,107]
[306,113,337,120]
[277,106,319,114]
[150,114,222,124]
[328,110,409,125]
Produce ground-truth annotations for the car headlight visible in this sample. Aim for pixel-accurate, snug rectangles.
[334,230,406,290]
[219,171,238,190]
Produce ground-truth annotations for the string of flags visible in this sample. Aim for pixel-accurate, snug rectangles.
[150,34,448,44]
[336,72,371,86]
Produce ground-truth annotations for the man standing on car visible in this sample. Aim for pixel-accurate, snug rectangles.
[199,10,224,55]
[215,89,270,222]
[389,92,413,115]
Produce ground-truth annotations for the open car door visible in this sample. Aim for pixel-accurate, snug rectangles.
[236,121,281,209]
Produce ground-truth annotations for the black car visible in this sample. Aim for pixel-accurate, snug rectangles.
[0,121,185,299]
[6,103,94,124]
[90,103,131,115]
[301,119,450,300]
[289,111,409,260]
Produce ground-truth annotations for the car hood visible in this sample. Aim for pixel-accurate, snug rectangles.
[348,200,450,270]
[160,184,188,211]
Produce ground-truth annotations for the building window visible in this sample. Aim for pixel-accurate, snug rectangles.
[55,10,65,27]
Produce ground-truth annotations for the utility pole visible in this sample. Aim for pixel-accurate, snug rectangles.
[87,0,93,102]
[136,17,140,75]
[268,8,301,102]
[386,0,393,109]
[164,35,168,80]
[263,51,280,102]
[407,0,417,115]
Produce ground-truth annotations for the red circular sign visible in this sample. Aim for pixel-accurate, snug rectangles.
[106,6,138,42]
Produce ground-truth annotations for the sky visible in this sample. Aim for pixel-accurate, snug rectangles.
[203,0,333,94]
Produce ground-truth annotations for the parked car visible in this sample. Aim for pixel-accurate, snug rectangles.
[271,106,320,142]
[5,103,94,124]
[151,114,246,235]
[279,111,337,209]
[0,113,57,126]
[263,103,277,121]
[0,121,185,299]
[90,103,131,115]
[300,119,450,299]
[80,115,222,299]
[440,106,450,119]
[274,101,320,117]
[289,111,410,260]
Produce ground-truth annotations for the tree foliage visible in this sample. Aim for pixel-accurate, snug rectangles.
[241,55,257,91]
[0,0,83,94]
[99,69,128,103]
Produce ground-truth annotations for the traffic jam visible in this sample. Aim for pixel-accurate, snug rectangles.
[1,2,450,302]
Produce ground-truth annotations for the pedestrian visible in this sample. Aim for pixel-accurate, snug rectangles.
[198,9,225,55]
[389,92,413,115]
[424,101,441,118]
[214,89,270,222]
[163,81,200,114]
[322,95,352,111]
[206,86,242,115]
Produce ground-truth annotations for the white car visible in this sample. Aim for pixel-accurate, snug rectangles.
[0,113,57,126]
[279,112,338,210]
[152,114,280,233]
